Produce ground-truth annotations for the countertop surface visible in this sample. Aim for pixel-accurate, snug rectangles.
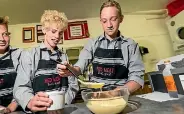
[10,96,184,114]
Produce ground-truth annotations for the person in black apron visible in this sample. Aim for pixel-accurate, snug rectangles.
[57,0,144,94]
[13,10,79,113]
[0,16,23,113]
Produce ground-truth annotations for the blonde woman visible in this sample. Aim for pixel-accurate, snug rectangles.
[13,10,79,112]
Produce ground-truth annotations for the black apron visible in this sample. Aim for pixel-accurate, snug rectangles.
[0,51,17,106]
[92,39,129,79]
[32,49,68,94]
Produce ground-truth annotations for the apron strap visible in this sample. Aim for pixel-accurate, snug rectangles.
[92,36,102,60]
[118,39,121,49]
[40,48,43,60]
[117,39,124,60]
[97,39,102,48]
[127,45,130,69]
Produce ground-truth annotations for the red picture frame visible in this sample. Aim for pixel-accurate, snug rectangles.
[64,21,89,40]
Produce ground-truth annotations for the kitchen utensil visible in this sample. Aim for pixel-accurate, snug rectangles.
[51,59,105,89]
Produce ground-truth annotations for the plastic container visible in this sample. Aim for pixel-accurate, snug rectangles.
[162,60,178,98]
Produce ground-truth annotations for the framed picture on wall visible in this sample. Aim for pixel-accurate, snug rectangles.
[22,27,35,43]
[64,20,90,40]
[36,25,63,44]
[36,25,44,43]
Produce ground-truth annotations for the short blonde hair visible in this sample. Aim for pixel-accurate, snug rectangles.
[100,0,122,16]
[41,10,68,31]
[0,16,9,26]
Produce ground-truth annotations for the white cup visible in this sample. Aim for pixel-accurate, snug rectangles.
[46,91,65,110]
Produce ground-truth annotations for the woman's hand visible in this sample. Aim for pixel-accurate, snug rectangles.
[56,61,81,77]
[27,92,53,112]
[56,61,72,77]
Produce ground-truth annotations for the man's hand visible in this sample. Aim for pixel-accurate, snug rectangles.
[123,81,141,93]
[27,92,52,112]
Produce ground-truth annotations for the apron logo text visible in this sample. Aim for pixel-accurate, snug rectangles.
[44,76,61,86]
[96,66,115,76]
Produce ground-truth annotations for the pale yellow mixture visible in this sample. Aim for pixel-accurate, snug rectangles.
[87,97,127,114]
[86,82,105,89]
[78,79,104,89]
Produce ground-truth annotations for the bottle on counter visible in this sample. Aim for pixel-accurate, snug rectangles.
[162,60,178,98]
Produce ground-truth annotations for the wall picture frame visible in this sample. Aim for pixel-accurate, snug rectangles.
[64,20,90,40]
[22,27,35,43]
[36,25,44,43]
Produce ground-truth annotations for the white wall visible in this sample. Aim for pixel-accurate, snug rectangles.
[121,15,175,72]
[1,0,168,24]
[8,15,175,72]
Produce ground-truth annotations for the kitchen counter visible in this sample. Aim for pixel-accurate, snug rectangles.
[128,96,184,114]
[10,96,184,114]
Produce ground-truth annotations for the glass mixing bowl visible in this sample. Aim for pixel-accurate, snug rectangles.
[81,86,130,114]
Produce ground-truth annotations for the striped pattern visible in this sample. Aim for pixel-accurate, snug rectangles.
[0,87,13,96]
